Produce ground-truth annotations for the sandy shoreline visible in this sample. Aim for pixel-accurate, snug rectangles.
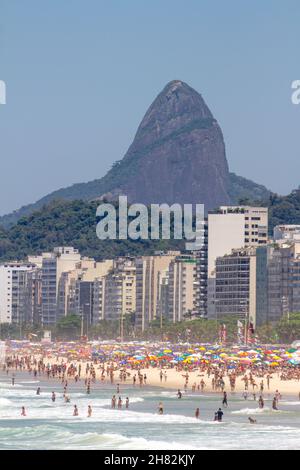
[131,366,300,398]
[15,355,300,400]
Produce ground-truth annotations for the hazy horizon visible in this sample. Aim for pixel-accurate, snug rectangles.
[0,0,300,215]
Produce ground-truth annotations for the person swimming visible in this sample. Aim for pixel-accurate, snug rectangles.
[248,417,257,424]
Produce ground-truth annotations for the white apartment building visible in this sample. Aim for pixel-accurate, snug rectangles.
[207,206,268,318]
[41,247,81,325]
[274,225,300,242]
[135,251,180,331]
[168,255,197,323]
[0,262,37,324]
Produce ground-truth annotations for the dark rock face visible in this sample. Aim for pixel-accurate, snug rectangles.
[1,80,240,227]
[102,80,230,208]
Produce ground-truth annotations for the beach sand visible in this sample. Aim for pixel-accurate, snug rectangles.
[36,356,300,399]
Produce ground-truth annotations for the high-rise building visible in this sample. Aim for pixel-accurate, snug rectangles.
[194,222,208,318]
[135,252,180,331]
[168,254,197,323]
[41,247,81,326]
[215,248,259,326]
[0,262,37,324]
[207,206,268,319]
[104,258,136,323]
[215,241,300,327]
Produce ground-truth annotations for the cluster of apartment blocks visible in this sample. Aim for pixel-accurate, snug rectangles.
[1,205,300,331]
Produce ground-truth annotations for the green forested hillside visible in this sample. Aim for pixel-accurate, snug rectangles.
[0,199,184,261]
[0,190,299,262]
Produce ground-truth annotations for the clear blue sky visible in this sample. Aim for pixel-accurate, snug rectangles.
[0,0,299,215]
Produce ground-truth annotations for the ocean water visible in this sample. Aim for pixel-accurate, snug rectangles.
[0,373,300,450]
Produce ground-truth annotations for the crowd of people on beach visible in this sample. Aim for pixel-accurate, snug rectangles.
[2,352,296,425]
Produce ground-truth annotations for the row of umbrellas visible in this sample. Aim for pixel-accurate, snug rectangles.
[5,340,300,368]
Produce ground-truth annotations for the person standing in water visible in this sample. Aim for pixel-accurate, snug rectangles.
[222,391,228,408]
[87,405,92,417]
[36,387,41,395]
[111,395,116,409]
[51,391,56,402]
[73,405,79,416]
[272,396,278,410]
[21,406,26,416]
[125,397,129,409]
[216,408,224,422]
[158,402,164,415]
[195,408,200,419]
[258,395,264,409]
[177,389,182,399]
